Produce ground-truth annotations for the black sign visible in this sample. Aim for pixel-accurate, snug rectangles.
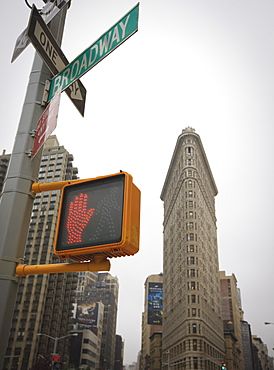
[26,5,86,116]
[56,174,125,252]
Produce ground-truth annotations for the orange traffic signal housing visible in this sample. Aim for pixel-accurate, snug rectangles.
[54,172,140,261]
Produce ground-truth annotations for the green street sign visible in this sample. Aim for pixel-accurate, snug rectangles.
[48,3,139,101]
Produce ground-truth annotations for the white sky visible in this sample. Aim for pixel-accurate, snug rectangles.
[1,0,274,364]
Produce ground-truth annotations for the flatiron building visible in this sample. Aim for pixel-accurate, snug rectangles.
[160,127,225,369]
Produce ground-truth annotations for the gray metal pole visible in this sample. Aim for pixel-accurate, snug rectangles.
[53,338,58,366]
[0,2,69,367]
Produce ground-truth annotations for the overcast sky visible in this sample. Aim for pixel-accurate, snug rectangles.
[1,0,274,364]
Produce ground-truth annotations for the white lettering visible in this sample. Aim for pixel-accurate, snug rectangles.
[99,32,112,56]
[61,68,70,88]
[70,60,80,82]
[119,15,130,38]
[52,75,62,95]
[79,54,87,75]
[38,126,49,143]
[109,26,120,49]
[88,45,98,66]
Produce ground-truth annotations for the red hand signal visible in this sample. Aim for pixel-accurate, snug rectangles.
[66,193,94,244]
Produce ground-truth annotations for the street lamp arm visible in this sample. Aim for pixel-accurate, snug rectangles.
[56,333,77,341]
[37,332,78,358]
[37,333,55,340]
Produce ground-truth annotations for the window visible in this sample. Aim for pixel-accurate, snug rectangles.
[192,324,197,333]
[189,211,193,218]
[190,269,195,277]
[191,282,196,290]
[191,295,196,303]
[189,245,195,252]
[190,257,195,264]
[189,201,193,208]
[189,233,194,241]
[192,308,196,317]
[188,191,193,197]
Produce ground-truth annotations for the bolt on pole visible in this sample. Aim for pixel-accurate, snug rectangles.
[0,2,69,367]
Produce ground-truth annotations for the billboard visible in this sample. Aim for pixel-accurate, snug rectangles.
[76,301,99,329]
[148,282,163,325]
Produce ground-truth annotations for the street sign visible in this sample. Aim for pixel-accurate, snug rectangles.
[48,3,139,101]
[26,5,86,116]
[31,88,61,159]
[11,0,70,63]
[52,355,61,363]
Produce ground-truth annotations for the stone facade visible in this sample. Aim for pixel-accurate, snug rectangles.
[140,274,163,369]
[161,128,225,369]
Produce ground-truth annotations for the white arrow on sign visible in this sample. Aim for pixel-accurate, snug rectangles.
[11,0,70,63]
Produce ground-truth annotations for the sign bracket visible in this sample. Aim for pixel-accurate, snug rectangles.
[42,80,50,107]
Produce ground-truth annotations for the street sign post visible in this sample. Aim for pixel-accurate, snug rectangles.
[31,88,61,159]
[0,4,69,367]
[11,0,70,63]
[27,5,86,116]
[47,3,139,101]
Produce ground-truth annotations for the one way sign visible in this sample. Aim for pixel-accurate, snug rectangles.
[26,5,86,116]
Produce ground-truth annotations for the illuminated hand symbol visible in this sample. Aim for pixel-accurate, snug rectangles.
[66,193,94,244]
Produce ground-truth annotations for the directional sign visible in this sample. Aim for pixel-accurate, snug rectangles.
[48,3,139,101]
[27,5,86,116]
[31,89,61,159]
[11,0,70,63]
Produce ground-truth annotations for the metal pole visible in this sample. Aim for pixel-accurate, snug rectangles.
[0,2,69,367]
[52,338,58,367]
[16,258,111,277]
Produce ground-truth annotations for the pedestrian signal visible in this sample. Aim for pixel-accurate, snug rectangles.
[54,172,140,261]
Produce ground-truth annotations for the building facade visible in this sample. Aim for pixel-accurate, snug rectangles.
[219,271,244,370]
[252,336,273,370]
[140,274,163,370]
[240,321,255,370]
[75,271,119,370]
[3,136,78,369]
[69,328,102,369]
[160,127,225,369]
[0,150,10,194]
[114,334,124,370]
[149,331,162,370]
